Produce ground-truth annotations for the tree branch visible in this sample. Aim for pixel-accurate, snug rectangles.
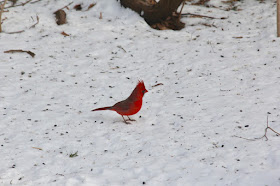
[0,0,8,32]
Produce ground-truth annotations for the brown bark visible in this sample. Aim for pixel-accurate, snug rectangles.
[277,0,280,37]
[120,0,185,30]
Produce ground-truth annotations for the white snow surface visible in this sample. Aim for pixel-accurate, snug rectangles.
[1,0,280,185]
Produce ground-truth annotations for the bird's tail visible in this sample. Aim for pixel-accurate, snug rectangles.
[91,106,113,112]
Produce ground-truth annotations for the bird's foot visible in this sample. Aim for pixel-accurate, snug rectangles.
[127,116,136,121]
[122,115,132,124]
[124,121,131,124]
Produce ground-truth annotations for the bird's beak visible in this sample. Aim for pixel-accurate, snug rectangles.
[145,89,148,93]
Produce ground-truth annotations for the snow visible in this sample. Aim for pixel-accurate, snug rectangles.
[1,0,280,185]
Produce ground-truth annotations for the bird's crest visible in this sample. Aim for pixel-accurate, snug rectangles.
[137,79,145,87]
[135,79,148,95]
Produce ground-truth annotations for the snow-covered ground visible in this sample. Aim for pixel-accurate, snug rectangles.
[1,0,280,185]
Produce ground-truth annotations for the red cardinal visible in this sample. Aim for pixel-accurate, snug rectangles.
[91,80,148,124]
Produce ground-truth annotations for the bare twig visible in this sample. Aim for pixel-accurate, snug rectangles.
[232,36,243,39]
[233,116,280,141]
[4,49,35,57]
[178,0,185,20]
[117,45,126,53]
[232,135,256,141]
[18,0,31,6]
[4,0,32,9]
[32,147,42,150]
[152,83,163,87]
[57,1,73,11]
[6,30,24,34]
[201,23,217,28]
[0,0,8,32]
[29,15,39,28]
[253,115,280,140]
[181,13,228,20]
[30,0,42,4]
[5,15,39,34]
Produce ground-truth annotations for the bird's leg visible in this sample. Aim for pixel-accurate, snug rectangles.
[121,115,131,124]
[127,116,136,121]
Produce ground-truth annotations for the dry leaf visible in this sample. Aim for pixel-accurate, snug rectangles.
[74,4,82,11]
[87,3,96,10]
[61,31,70,36]
[54,9,67,25]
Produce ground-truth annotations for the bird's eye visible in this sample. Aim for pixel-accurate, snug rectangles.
[142,90,145,93]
